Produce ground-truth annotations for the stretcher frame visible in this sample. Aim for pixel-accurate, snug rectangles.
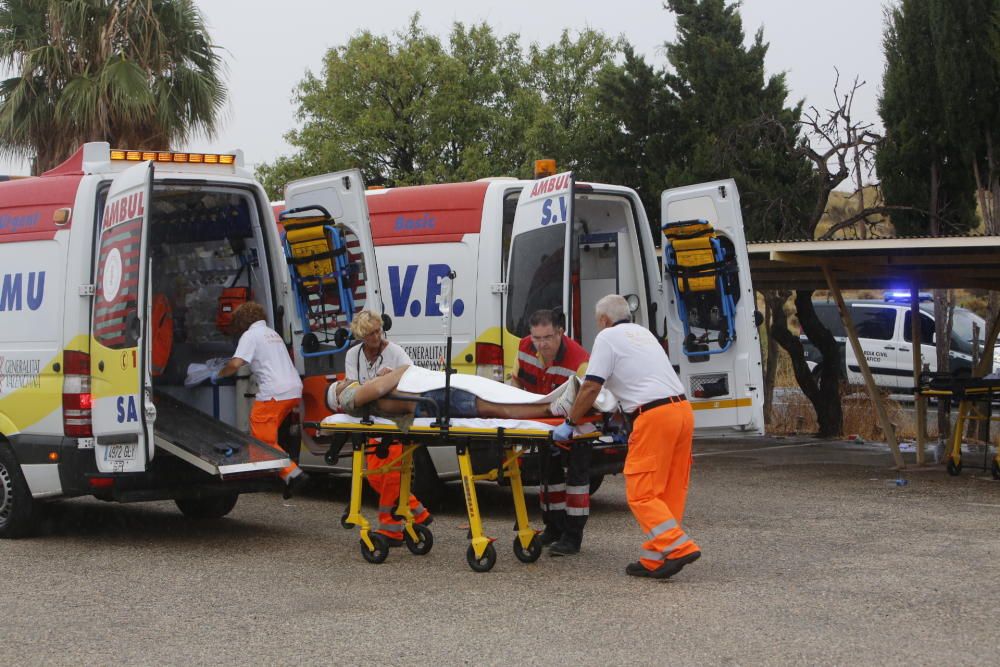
[919,379,1000,479]
[312,413,602,573]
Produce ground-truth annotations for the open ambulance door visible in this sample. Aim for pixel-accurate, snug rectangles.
[661,180,764,435]
[282,170,382,356]
[91,161,155,473]
[503,172,575,340]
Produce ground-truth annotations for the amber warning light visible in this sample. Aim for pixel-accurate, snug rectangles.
[110,149,236,165]
[534,159,557,179]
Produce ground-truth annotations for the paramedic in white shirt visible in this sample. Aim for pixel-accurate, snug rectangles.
[213,301,307,496]
[554,294,701,580]
[344,310,432,542]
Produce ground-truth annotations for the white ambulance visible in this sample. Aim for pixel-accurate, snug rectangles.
[0,143,380,538]
[294,171,765,489]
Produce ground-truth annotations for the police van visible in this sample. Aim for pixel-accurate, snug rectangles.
[0,143,380,537]
[293,170,765,488]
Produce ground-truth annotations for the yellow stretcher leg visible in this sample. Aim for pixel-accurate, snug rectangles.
[506,447,534,550]
[347,445,375,549]
[947,400,970,475]
[458,447,491,558]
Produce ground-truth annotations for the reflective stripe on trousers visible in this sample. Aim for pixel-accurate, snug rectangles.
[565,483,590,517]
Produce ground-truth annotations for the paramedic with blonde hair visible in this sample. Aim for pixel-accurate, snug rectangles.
[553,294,701,579]
[344,310,432,544]
[213,301,307,497]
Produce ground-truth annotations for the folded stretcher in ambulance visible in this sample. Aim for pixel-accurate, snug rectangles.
[662,219,740,359]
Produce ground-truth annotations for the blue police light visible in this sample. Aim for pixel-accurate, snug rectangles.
[884,290,932,303]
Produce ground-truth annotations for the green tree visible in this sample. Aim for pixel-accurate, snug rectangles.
[524,29,620,175]
[259,16,543,197]
[0,0,226,174]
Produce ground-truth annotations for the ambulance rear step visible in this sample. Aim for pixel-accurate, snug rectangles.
[153,392,291,479]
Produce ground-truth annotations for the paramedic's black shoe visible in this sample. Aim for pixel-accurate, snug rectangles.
[626,550,701,579]
[282,471,310,500]
[538,528,562,547]
[547,538,580,557]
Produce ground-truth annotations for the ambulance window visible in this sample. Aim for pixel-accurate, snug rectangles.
[506,224,564,338]
[501,191,519,274]
[94,218,142,349]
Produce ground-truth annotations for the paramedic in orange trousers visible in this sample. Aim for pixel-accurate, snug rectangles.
[552,295,701,578]
[345,311,432,546]
[512,309,591,557]
[212,302,308,498]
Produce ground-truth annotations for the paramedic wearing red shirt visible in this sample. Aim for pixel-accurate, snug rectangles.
[345,310,432,545]
[555,294,701,579]
[512,309,591,557]
[213,302,307,497]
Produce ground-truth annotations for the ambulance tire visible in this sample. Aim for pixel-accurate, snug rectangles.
[412,447,446,510]
[0,443,36,539]
[174,493,240,520]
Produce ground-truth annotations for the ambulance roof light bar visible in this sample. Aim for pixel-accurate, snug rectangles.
[110,149,237,165]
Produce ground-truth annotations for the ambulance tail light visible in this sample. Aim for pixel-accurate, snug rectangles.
[63,350,93,438]
[475,342,505,381]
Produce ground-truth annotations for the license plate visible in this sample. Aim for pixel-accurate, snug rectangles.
[103,443,137,462]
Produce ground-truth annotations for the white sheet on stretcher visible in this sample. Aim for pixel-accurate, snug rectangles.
[321,412,599,434]
[395,366,618,412]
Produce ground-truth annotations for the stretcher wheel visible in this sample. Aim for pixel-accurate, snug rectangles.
[992,460,1000,480]
[946,459,962,476]
[340,509,352,529]
[466,543,497,573]
[405,524,434,556]
[512,535,542,563]
[360,533,390,564]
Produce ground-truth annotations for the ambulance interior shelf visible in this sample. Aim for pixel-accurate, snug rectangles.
[662,219,740,360]
[280,205,358,358]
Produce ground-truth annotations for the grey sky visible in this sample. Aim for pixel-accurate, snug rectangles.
[1,0,888,176]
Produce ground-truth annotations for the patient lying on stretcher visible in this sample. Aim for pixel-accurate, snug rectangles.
[327,365,577,424]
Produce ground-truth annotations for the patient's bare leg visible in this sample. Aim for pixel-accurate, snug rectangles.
[350,366,410,407]
[474,398,552,419]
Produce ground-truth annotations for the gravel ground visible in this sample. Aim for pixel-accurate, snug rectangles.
[1,437,998,666]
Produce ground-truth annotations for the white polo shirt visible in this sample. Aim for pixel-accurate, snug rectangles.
[345,340,413,384]
[585,322,685,413]
[233,320,303,401]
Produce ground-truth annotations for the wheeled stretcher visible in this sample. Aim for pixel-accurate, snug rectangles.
[918,376,1000,479]
[313,411,604,572]
[662,219,739,358]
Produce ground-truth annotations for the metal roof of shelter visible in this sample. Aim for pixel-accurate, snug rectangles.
[748,235,1000,291]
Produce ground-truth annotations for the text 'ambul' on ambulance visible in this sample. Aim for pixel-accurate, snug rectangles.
[289,163,764,489]
[0,143,381,538]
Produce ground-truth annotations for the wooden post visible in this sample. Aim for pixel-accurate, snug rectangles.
[910,287,927,465]
[822,265,906,470]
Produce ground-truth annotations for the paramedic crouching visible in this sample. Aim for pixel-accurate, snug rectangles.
[345,310,432,545]
[553,295,701,579]
[512,308,591,557]
[212,302,308,498]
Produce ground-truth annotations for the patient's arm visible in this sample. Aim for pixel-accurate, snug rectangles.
[349,365,410,407]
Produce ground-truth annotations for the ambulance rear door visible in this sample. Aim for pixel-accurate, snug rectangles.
[282,170,382,351]
[91,161,155,472]
[504,172,575,339]
[661,180,764,435]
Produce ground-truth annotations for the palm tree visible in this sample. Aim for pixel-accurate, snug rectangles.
[0,0,226,174]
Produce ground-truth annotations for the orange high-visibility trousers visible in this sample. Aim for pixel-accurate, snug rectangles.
[625,400,699,571]
[250,397,302,482]
[367,442,430,539]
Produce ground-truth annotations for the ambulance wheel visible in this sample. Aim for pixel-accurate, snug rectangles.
[405,524,433,555]
[946,459,962,476]
[466,543,497,572]
[513,535,542,563]
[0,444,36,539]
[361,533,390,564]
[175,493,239,519]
